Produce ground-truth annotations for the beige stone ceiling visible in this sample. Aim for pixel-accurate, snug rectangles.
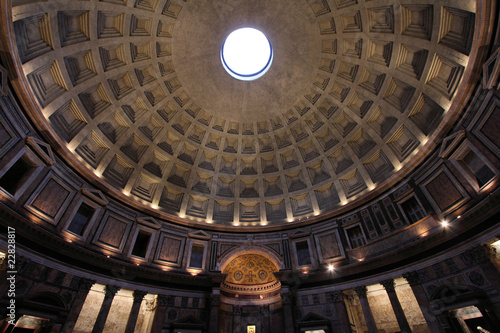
[10,0,477,227]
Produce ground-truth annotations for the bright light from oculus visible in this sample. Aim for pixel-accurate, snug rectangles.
[221,28,273,81]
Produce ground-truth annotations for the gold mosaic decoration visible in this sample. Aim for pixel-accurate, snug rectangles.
[223,254,278,285]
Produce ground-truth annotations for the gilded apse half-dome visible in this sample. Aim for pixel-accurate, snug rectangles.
[6,0,481,229]
[223,254,278,285]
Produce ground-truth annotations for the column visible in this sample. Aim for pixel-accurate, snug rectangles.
[280,288,295,332]
[61,278,95,333]
[92,285,120,333]
[403,271,444,333]
[232,306,242,333]
[151,294,170,332]
[260,305,271,333]
[208,293,221,333]
[328,291,351,333]
[354,286,378,333]
[142,299,156,332]
[124,290,147,333]
[381,279,412,333]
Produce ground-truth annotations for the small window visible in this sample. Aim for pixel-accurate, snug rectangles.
[131,231,151,258]
[67,203,95,236]
[296,240,311,266]
[461,150,495,189]
[401,197,426,223]
[189,244,204,268]
[0,155,38,197]
[346,226,366,248]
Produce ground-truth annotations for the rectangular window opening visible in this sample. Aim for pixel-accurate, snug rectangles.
[296,240,311,266]
[189,244,204,268]
[68,202,95,236]
[347,226,366,248]
[131,231,151,258]
[462,150,496,188]
[401,197,425,223]
[0,155,37,196]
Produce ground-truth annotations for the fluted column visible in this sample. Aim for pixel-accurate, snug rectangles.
[92,285,120,333]
[354,286,377,333]
[381,279,412,333]
[61,278,95,333]
[403,271,444,333]
[280,289,295,332]
[151,294,170,332]
[328,291,351,333]
[208,293,221,333]
[124,290,147,333]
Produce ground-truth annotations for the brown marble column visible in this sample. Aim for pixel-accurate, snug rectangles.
[124,290,147,333]
[280,289,295,332]
[403,271,444,333]
[381,279,412,333]
[60,278,95,333]
[233,306,242,333]
[208,293,221,333]
[151,294,170,332]
[328,291,351,333]
[354,286,377,333]
[92,285,120,333]
[260,305,271,333]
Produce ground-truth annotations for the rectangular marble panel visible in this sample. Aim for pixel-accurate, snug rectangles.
[92,210,133,252]
[154,233,185,267]
[24,172,75,224]
[421,167,469,214]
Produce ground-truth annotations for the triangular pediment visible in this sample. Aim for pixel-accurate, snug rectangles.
[290,229,311,239]
[482,47,500,89]
[172,314,204,328]
[26,136,55,165]
[297,312,330,324]
[438,130,466,159]
[188,230,211,240]
[82,188,109,206]
[137,217,161,229]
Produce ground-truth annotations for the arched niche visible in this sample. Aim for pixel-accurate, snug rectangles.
[220,251,282,304]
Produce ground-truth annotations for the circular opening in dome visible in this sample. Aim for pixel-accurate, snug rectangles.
[221,28,273,81]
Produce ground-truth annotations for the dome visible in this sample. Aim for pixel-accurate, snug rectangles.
[4,0,485,229]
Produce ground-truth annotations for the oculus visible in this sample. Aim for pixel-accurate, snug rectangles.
[221,27,273,81]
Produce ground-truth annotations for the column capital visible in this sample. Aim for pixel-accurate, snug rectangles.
[157,294,171,306]
[209,294,221,306]
[78,278,95,293]
[144,299,155,311]
[104,285,120,299]
[133,290,147,303]
[402,271,421,286]
[328,290,345,303]
[381,279,395,293]
[354,285,368,298]
[280,291,293,305]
